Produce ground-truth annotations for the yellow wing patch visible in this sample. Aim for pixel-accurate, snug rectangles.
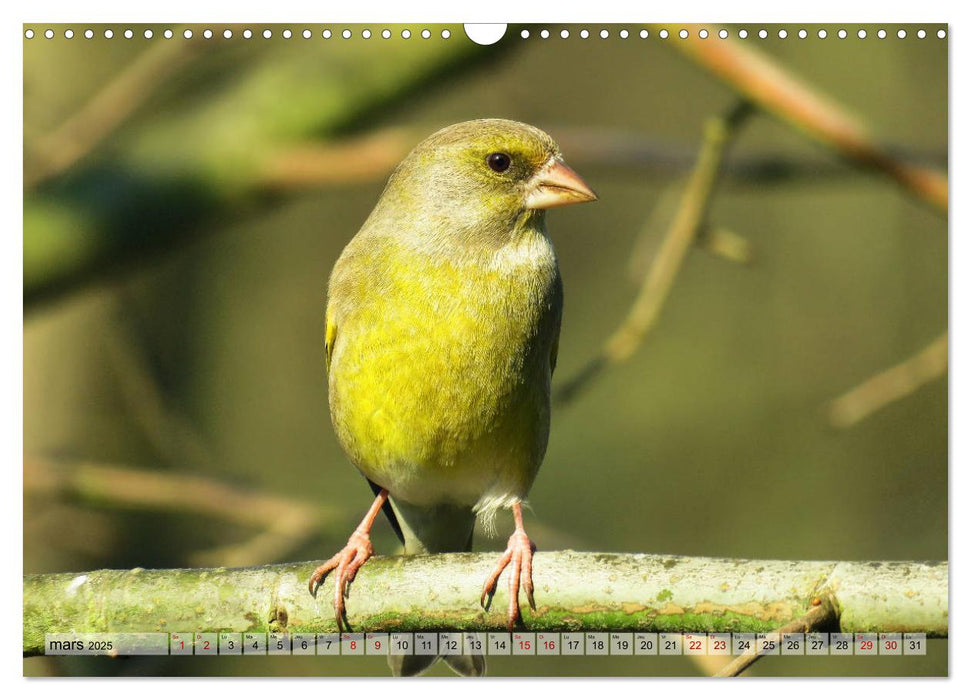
[325,314,337,374]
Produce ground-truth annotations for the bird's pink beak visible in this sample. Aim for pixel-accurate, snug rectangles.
[524,158,598,210]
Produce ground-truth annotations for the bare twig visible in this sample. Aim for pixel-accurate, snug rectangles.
[24,457,340,567]
[713,594,839,677]
[556,101,753,403]
[699,225,753,265]
[628,185,751,288]
[261,127,419,188]
[626,181,683,282]
[24,32,491,307]
[261,125,945,190]
[665,28,948,428]
[666,25,948,214]
[25,36,206,190]
[23,454,585,565]
[828,332,948,428]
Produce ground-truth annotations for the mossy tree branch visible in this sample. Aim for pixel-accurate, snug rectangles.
[23,552,947,656]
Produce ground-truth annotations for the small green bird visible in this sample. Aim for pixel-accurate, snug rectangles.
[309,118,596,676]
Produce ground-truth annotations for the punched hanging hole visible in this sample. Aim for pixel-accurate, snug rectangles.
[464,24,507,45]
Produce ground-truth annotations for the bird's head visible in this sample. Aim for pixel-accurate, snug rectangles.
[374,119,597,247]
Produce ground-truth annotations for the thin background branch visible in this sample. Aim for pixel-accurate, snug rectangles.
[665,24,947,214]
[25,34,207,190]
[556,101,753,403]
[713,595,839,677]
[828,332,948,428]
[25,457,338,567]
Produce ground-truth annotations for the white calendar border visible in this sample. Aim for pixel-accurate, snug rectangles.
[6,1,962,699]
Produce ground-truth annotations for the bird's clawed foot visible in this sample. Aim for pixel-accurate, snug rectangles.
[308,529,374,631]
[308,488,388,632]
[480,504,536,632]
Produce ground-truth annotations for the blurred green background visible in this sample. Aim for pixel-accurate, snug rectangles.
[23,23,947,676]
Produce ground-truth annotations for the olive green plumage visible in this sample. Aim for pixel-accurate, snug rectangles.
[327,119,564,540]
[323,119,593,675]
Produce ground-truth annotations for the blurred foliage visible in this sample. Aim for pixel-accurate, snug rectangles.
[24,23,946,677]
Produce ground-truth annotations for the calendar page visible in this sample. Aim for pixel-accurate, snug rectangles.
[22,14,948,681]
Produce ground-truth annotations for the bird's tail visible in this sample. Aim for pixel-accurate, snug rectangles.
[388,497,477,555]
[384,496,485,677]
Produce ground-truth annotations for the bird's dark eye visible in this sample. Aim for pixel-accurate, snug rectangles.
[486,152,512,173]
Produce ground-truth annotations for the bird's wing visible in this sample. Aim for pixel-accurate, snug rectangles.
[367,477,405,545]
[550,336,559,377]
[325,307,406,545]
[324,313,337,374]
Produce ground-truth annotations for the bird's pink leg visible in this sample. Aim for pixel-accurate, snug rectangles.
[480,502,536,632]
[308,488,388,631]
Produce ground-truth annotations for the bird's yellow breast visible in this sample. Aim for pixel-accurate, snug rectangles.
[326,228,561,509]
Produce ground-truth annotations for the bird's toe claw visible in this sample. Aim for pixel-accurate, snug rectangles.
[308,530,375,631]
[481,529,536,630]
